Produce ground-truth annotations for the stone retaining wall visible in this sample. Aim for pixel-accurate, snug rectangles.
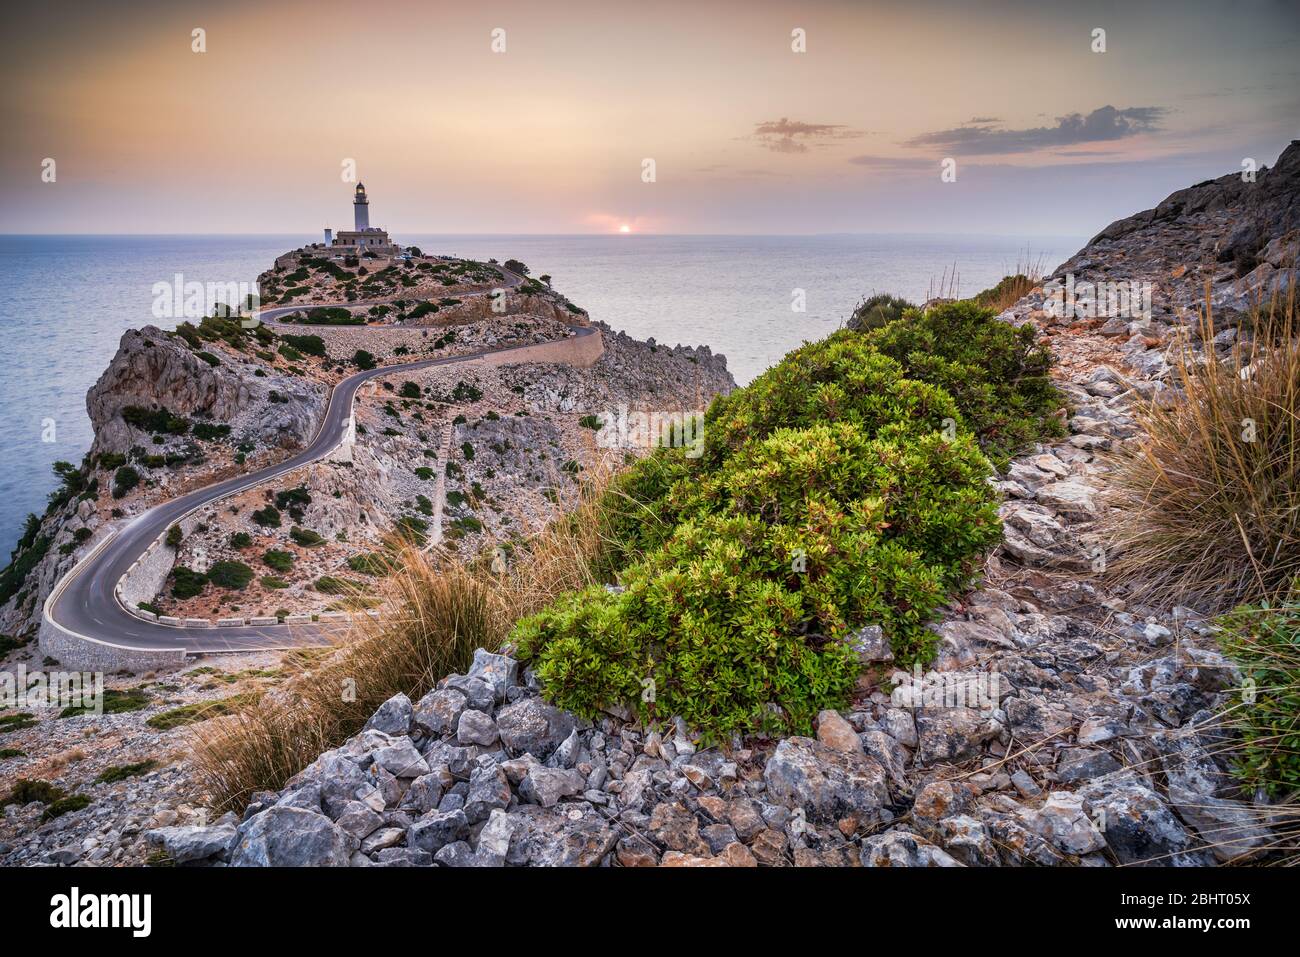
[37,617,188,673]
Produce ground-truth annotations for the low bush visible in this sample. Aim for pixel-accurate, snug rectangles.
[252,505,281,528]
[289,527,325,548]
[171,566,207,599]
[208,560,255,590]
[147,696,249,731]
[96,760,157,784]
[192,422,231,442]
[513,302,1060,739]
[348,552,394,576]
[280,333,327,358]
[122,405,189,435]
[262,550,294,573]
[848,293,914,331]
[2,778,64,808]
[111,466,141,499]
[1216,601,1300,796]
[861,300,1063,469]
[60,688,150,718]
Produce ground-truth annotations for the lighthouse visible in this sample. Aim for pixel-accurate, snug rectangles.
[353,183,370,231]
[326,183,394,252]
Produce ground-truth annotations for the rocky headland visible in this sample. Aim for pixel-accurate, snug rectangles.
[2,143,1298,867]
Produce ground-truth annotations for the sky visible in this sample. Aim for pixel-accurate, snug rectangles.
[1,0,1297,236]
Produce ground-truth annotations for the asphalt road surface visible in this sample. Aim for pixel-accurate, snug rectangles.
[45,271,590,653]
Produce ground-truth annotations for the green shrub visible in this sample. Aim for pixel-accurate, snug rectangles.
[165,525,183,549]
[848,293,914,332]
[517,314,1045,738]
[230,531,252,549]
[516,420,999,740]
[53,688,150,719]
[147,696,249,731]
[96,760,157,784]
[315,575,364,595]
[451,381,482,402]
[348,552,394,576]
[1216,601,1300,796]
[42,794,91,821]
[303,306,362,325]
[860,300,1063,469]
[252,505,281,527]
[399,381,421,399]
[122,406,189,435]
[275,486,312,511]
[0,535,51,605]
[578,414,603,430]
[2,778,64,808]
[281,334,327,358]
[289,527,325,548]
[172,566,207,599]
[262,550,294,572]
[353,350,377,370]
[112,466,141,499]
[512,303,1064,739]
[0,712,37,732]
[208,560,255,590]
[192,422,231,442]
[260,575,290,589]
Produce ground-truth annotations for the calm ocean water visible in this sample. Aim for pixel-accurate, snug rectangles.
[0,232,1084,558]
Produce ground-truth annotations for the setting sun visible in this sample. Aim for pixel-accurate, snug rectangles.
[619,224,631,233]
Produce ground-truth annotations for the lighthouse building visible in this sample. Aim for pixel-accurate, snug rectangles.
[326,184,397,251]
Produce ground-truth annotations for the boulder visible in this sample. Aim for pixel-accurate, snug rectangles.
[762,736,889,823]
[363,693,413,737]
[231,807,356,867]
[145,823,237,864]
[496,697,577,760]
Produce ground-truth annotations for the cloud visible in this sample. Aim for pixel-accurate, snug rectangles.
[752,117,864,153]
[904,105,1168,155]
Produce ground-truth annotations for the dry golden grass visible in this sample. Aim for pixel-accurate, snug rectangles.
[1102,281,1300,611]
[189,465,615,812]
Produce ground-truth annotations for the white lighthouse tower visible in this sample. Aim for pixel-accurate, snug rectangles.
[325,183,393,252]
[353,183,370,231]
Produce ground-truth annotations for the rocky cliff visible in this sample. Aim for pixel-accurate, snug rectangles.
[87,326,324,455]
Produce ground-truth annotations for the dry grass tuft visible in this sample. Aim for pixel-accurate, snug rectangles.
[1102,282,1300,611]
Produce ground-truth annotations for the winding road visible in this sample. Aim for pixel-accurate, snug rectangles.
[44,274,596,655]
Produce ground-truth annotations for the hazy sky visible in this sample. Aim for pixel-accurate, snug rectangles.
[2,0,1297,235]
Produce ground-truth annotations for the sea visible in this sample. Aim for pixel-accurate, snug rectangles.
[0,232,1085,559]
